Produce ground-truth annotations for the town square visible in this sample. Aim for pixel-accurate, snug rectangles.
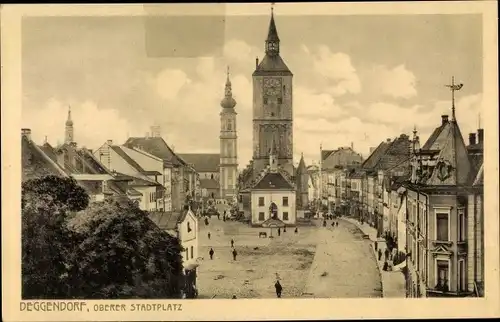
[12,2,488,303]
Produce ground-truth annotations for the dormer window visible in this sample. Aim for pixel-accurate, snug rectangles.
[187,222,192,233]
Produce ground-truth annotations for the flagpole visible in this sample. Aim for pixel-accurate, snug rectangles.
[451,76,456,120]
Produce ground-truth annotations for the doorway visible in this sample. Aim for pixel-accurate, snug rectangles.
[269,202,278,219]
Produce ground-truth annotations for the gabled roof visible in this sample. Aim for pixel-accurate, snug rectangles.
[78,149,112,175]
[114,172,162,187]
[127,187,143,196]
[22,136,68,181]
[199,178,219,190]
[252,172,294,190]
[148,210,191,231]
[422,122,448,150]
[110,145,146,172]
[321,150,335,161]
[362,141,390,170]
[426,120,471,186]
[376,135,411,171]
[178,153,220,172]
[124,137,185,167]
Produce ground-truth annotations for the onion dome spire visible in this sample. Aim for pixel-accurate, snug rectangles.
[66,105,73,126]
[220,66,237,109]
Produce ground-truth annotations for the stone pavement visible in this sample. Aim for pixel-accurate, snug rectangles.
[342,217,406,298]
[302,219,382,298]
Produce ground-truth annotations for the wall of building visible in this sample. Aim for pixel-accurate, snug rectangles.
[178,211,198,265]
[251,190,296,225]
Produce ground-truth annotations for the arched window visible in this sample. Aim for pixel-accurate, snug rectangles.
[227,119,232,131]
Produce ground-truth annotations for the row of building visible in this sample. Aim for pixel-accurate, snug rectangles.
[21,104,237,297]
[307,108,484,298]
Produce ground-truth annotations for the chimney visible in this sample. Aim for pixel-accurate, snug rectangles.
[107,139,113,145]
[21,128,31,141]
[256,57,259,69]
[468,133,476,146]
[351,142,354,150]
[441,115,449,125]
[386,138,391,142]
[478,129,484,144]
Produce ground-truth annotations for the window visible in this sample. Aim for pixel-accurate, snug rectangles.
[258,212,265,220]
[191,246,194,259]
[187,222,192,233]
[436,260,449,292]
[436,212,449,241]
[239,195,243,203]
[283,212,289,220]
[186,248,189,260]
[458,209,466,241]
[227,120,232,131]
[282,196,289,207]
[259,197,265,206]
[277,97,282,104]
[458,259,466,291]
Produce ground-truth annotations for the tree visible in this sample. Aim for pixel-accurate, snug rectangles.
[66,198,184,299]
[21,175,89,299]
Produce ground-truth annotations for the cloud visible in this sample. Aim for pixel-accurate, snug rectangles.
[294,87,346,119]
[155,69,191,100]
[365,64,417,99]
[22,98,133,150]
[305,45,361,96]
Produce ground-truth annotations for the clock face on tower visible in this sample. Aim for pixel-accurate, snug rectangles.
[263,77,282,97]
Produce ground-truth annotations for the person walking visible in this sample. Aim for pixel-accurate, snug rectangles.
[232,248,238,261]
[283,226,286,233]
[294,227,298,234]
[208,232,211,240]
[336,221,339,227]
[374,241,378,251]
[331,221,335,227]
[231,239,234,248]
[384,248,390,261]
[278,228,281,236]
[323,220,327,227]
[209,248,214,260]
[275,280,283,298]
[378,248,382,261]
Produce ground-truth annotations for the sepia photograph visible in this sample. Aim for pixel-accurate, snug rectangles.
[2,2,499,321]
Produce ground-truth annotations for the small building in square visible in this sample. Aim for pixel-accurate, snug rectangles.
[250,147,296,226]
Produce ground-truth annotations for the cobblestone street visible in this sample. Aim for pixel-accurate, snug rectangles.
[197,217,382,298]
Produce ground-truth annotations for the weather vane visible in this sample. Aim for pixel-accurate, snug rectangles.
[445,76,463,121]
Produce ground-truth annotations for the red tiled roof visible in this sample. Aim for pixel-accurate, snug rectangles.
[178,153,220,172]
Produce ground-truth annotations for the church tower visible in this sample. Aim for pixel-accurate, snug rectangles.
[220,67,238,200]
[65,105,74,144]
[252,7,294,178]
[295,153,309,209]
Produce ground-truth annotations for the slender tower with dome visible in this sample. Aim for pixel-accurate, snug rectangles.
[65,106,74,144]
[219,67,239,200]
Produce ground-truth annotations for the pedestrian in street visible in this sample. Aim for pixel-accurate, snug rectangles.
[275,280,283,298]
[331,221,335,227]
[383,261,389,271]
[323,220,327,227]
[283,226,286,233]
[384,248,390,261]
[217,212,220,220]
[232,295,237,299]
[278,228,281,236]
[209,248,214,260]
[336,221,339,227]
[294,227,298,234]
[231,239,234,248]
[208,232,211,240]
[374,241,378,251]
[205,217,209,226]
[378,248,382,261]
[232,248,238,261]
[223,215,226,222]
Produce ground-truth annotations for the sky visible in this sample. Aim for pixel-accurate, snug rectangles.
[21,8,483,169]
